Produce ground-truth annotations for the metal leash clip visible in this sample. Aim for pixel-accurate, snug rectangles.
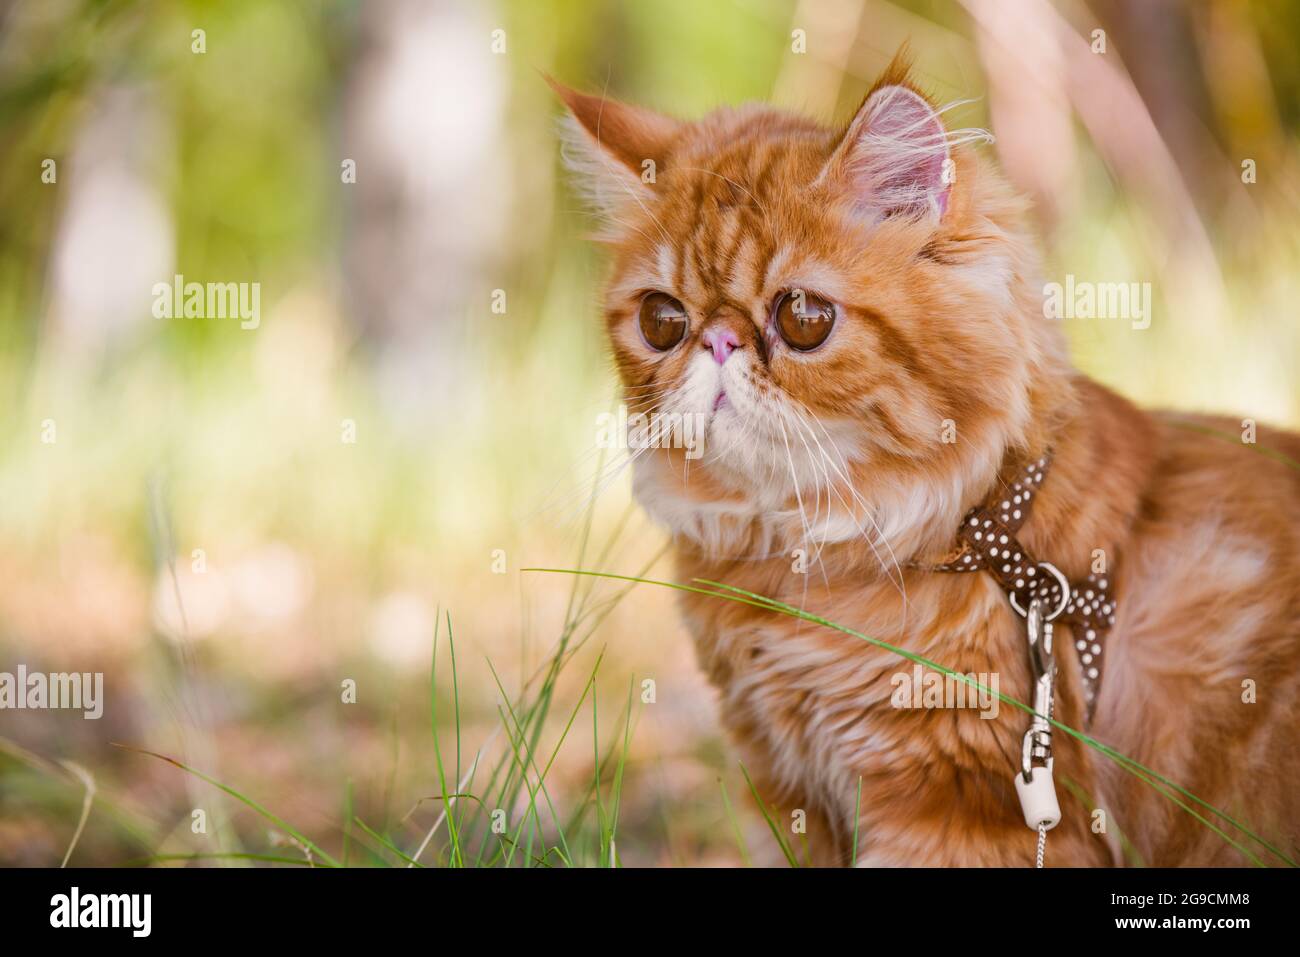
[1009,563,1070,864]
[1020,597,1056,781]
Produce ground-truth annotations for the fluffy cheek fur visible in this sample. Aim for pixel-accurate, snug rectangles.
[604,181,1053,560]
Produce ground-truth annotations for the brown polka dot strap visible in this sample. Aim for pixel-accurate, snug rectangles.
[926,453,1116,721]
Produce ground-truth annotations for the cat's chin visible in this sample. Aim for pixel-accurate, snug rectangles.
[630,424,1000,567]
[629,435,857,560]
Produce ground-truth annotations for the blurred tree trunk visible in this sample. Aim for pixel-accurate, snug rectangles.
[1090,0,1229,220]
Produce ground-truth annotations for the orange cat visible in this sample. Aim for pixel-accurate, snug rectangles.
[552,57,1300,867]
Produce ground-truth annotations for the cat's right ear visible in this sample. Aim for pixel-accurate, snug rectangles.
[548,77,681,226]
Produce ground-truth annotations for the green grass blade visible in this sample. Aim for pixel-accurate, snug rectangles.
[430,611,464,867]
[605,678,637,867]
[1060,774,1145,867]
[352,816,424,867]
[342,777,353,868]
[484,655,592,866]
[495,704,546,867]
[739,763,798,867]
[719,777,752,867]
[57,760,95,868]
[112,743,339,867]
[1168,419,1300,472]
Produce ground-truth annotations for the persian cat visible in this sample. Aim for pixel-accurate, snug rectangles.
[551,55,1300,866]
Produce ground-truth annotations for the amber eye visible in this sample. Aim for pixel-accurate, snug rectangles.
[774,289,835,351]
[638,292,688,351]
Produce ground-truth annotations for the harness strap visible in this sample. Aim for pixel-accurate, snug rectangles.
[921,453,1116,721]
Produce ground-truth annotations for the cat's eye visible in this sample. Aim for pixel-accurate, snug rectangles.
[774,290,835,351]
[638,292,688,351]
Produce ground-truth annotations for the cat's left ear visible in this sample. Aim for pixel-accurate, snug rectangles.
[823,83,959,222]
[548,77,681,225]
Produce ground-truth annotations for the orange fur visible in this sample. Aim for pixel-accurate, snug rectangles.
[554,62,1300,866]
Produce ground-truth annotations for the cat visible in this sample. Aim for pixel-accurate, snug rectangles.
[550,54,1300,867]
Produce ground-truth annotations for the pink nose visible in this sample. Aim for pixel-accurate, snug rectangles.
[702,327,741,365]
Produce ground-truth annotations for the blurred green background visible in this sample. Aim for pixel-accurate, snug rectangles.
[0,0,1297,866]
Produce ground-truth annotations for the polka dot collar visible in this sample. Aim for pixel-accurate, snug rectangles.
[923,452,1115,722]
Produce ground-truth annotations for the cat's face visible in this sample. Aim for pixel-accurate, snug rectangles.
[556,65,1068,558]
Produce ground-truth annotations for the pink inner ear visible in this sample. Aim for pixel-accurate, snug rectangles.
[850,85,952,217]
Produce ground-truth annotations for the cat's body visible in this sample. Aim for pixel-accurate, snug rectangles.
[667,385,1300,866]
[552,57,1300,866]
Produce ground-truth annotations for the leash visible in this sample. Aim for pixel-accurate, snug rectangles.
[915,452,1118,866]
[1012,567,1067,867]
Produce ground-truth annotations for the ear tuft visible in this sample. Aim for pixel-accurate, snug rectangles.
[547,77,681,227]
[857,85,954,216]
[824,60,992,222]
